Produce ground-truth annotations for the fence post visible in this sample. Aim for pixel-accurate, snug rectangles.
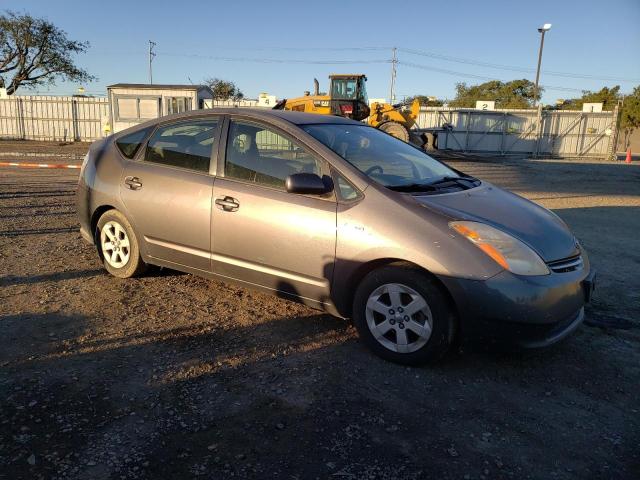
[16,96,25,139]
[464,111,471,152]
[533,104,543,158]
[71,97,79,141]
[609,105,619,161]
[500,112,506,155]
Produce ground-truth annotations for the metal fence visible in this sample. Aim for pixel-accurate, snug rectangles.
[415,106,618,158]
[0,95,109,142]
[0,96,265,142]
[0,95,620,158]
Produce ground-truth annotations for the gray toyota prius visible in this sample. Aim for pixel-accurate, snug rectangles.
[76,109,595,364]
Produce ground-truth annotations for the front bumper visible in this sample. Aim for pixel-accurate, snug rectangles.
[79,225,94,245]
[440,263,595,349]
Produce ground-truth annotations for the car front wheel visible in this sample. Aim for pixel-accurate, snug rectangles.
[353,264,455,365]
[96,210,147,278]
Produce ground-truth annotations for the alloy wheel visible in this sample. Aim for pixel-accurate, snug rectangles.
[365,283,433,353]
[100,220,131,268]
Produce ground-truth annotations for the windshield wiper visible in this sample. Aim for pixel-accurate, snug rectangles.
[387,176,479,193]
[428,176,479,188]
[387,183,438,192]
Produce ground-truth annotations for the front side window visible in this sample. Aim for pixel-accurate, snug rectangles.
[225,120,323,190]
[334,172,361,201]
[144,119,218,172]
[302,124,458,188]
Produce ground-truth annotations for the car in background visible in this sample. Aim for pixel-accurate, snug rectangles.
[76,109,595,364]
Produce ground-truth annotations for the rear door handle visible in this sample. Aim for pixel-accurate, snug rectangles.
[124,176,143,190]
[215,196,239,212]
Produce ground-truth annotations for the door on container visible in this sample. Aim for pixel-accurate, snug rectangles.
[211,118,337,304]
[119,117,220,272]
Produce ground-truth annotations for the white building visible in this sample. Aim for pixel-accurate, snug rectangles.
[107,83,213,132]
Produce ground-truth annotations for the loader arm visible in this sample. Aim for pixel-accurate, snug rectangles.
[368,99,420,130]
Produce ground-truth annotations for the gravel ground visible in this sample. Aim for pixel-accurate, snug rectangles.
[0,140,90,162]
[1,145,639,480]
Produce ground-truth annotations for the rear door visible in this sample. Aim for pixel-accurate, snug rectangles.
[211,117,337,305]
[119,117,220,272]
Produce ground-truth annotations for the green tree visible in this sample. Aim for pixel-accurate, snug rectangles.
[449,79,540,109]
[404,95,443,107]
[560,86,621,111]
[205,77,244,101]
[620,86,640,149]
[0,11,94,95]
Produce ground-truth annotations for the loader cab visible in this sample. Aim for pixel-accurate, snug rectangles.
[328,74,370,121]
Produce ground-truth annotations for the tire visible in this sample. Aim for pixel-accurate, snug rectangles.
[408,132,426,149]
[96,209,147,278]
[352,263,455,365]
[378,121,409,143]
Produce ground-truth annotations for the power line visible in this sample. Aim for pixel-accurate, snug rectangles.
[89,46,640,83]
[214,46,389,52]
[398,47,640,83]
[397,60,586,93]
[90,44,637,84]
[156,51,390,65]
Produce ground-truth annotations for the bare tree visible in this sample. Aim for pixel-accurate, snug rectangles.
[0,11,95,95]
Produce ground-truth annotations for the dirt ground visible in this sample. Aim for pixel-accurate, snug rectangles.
[0,140,90,163]
[1,144,639,480]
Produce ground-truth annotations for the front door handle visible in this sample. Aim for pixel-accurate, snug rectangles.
[124,176,143,190]
[215,196,239,212]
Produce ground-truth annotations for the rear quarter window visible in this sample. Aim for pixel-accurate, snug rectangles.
[115,127,153,159]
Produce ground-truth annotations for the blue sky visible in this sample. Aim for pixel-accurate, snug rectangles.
[11,0,640,103]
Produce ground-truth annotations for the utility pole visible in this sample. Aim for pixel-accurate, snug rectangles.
[389,47,397,104]
[148,40,157,85]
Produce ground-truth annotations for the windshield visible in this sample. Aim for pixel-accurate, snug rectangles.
[331,78,358,100]
[302,124,459,188]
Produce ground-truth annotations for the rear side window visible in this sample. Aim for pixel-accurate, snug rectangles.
[115,127,153,159]
[144,119,218,172]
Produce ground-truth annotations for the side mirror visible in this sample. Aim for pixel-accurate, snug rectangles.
[285,173,332,195]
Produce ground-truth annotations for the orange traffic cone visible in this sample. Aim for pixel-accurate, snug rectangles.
[625,148,632,164]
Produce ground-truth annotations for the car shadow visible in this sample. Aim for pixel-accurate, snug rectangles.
[3,307,636,479]
[1,268,105,286]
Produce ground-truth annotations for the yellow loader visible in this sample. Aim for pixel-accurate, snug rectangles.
[273,74,424,145]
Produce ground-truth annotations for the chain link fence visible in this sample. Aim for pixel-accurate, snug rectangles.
[415,106,618,158]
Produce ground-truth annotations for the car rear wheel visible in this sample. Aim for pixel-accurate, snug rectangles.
[353,264,455,365]
[96,210,147,278]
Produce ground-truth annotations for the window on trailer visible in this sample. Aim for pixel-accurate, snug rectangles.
[114,95,160,121]
[167,97,192,114]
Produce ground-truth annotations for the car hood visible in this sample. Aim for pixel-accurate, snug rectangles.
[413,183,578,262]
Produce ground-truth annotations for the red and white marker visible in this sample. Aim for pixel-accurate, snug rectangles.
[0,161,81,169]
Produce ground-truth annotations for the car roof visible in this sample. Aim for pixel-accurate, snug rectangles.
[149,108,363,126]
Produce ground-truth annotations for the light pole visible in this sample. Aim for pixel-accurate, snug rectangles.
[534,23,552,106]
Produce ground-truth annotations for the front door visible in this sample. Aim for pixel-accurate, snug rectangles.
[119,117,220,272]
[211,118,337,305]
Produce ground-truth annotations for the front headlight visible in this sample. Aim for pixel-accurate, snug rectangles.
[450,221,549,276]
